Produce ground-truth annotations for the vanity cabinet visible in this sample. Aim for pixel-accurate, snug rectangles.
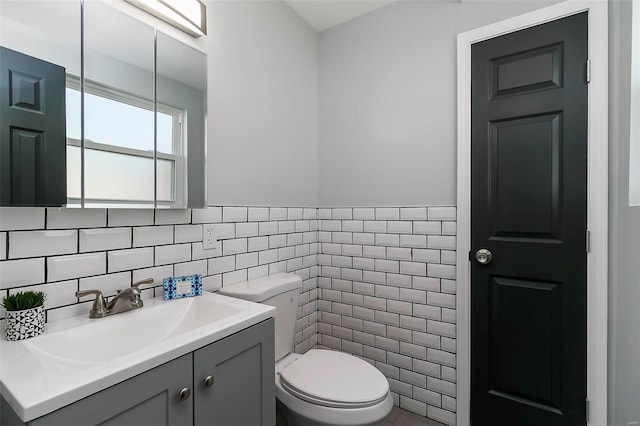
[3,319,275,426]
[194,317,276,425]
[30,354,193,426]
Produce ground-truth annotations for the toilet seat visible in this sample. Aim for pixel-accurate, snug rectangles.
[279,349,389,409]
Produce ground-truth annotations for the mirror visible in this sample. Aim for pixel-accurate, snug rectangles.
[0,0,207,208]
[0,0,81,207]
[82,0,155,208]
[156,31,207,209]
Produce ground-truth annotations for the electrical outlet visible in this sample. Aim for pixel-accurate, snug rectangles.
[203,224,221,251]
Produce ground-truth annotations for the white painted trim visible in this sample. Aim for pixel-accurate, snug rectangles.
[630,0,640,206]
[455,2,608,426]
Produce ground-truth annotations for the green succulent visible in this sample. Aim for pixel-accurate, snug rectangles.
[2,291,46,311]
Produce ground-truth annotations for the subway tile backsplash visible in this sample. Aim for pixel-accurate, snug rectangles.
[9,230,77,259]
[48,252,107,282]
[80,227,132,253]
[0,205,456,425]
[46,208,106,229]
[0,258,45,288]
[0,206,319,355]
[0,207,45,231]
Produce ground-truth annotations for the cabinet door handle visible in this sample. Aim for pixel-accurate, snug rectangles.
[179,387,191,401]
[204,375,214,388]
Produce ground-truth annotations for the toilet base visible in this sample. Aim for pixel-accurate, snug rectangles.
[276,391,393,426]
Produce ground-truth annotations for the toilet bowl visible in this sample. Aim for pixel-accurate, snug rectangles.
[218,273,393,426]
[275,351,393,426]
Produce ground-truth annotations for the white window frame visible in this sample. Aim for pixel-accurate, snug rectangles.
[65,76,186,208]
[630,0,640,207]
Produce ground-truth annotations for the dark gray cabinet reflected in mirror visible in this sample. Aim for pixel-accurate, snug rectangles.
[0,0,80,207]
[156,32,206,209]
[0,0,207,208]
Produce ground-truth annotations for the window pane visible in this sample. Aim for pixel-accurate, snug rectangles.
[85,92,155,152]
[158,112,173,154]
[66,88,81,141]
[84,149,155,201]
[66,145,81,200]
[65,75,179,206]
[157,158,174,201]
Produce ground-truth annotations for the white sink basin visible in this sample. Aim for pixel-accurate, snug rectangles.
[23,295,242,364]
[0,292,275,422]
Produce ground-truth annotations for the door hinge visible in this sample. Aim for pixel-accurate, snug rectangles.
[586,59,591,83]
[586,398,590,422]
[586,230,591,253]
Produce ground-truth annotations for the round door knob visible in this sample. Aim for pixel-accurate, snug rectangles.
[179,387,191,401]
[203,375,214,388]
[475,249,493,265]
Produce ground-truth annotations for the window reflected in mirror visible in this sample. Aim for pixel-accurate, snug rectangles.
[65,81,183,208]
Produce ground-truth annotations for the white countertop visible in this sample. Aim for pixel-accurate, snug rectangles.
[0,293,275,422]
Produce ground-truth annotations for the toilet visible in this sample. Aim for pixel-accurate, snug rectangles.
[218,273,393,426]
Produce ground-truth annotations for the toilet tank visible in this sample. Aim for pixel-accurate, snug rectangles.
[218,273,302,361]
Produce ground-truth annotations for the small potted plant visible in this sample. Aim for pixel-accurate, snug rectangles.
[2,291,46,341]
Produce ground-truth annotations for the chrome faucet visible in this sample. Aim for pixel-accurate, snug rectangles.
[76,278,155,319]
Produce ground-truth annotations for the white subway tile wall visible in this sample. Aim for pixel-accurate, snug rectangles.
[0,205,457,425]
[0,232,6,260]
[0,207,319,355]
[316,207,456,426]
[47,208,106,229]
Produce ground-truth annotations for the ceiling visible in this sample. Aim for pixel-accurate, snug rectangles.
[283,0,400,32]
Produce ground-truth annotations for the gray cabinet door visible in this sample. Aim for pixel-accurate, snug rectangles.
[194,319,275,426]
[30,354,193,426]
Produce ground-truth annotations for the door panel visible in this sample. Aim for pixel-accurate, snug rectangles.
[0,47,67,206]
[489,113,562,239]
[10,129,45,206]
[490,278,562,406]
[471,12,587,426]
[491,43,563,96]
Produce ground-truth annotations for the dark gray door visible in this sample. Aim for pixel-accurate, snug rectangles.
[0,47,67,206]
[471,12,588,426]
[194,319,275,426]
[30,354,193,426]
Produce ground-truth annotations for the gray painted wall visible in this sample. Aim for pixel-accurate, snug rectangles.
[318,1,556,207]
[608,1,640,425]
[205,1,319,207]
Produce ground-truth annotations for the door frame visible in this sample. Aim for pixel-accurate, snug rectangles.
[456,2,608,425]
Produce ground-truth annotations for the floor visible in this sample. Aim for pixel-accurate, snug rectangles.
[382,406,445,426]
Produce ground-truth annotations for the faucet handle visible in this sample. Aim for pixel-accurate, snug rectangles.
[132,278,154,290]
[128,278,154,308]
[76,289,108,318]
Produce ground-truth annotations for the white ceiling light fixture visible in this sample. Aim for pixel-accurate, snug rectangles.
[124,0,207,37]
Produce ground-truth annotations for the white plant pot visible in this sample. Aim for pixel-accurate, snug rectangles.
[5,305,45,341]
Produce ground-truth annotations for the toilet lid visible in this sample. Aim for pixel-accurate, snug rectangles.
[279,350,389,408]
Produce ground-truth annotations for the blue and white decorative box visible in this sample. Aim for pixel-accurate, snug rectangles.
[163,274,203,300]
